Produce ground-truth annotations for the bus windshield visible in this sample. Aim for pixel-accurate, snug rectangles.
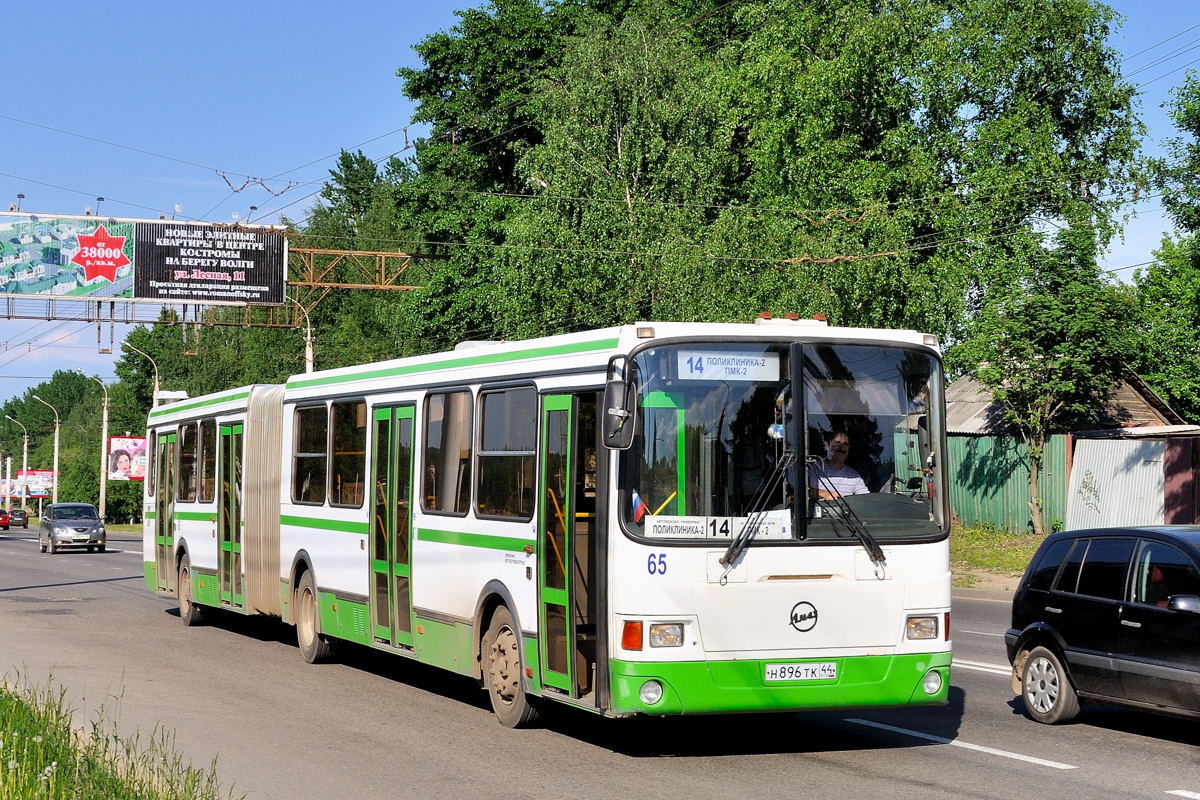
[621,340,945,544]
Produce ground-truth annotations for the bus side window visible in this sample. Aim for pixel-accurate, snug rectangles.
[292,405,328,505]
[177,423,198,502]
[330,400,366,508]
[424,390,472,515]
[199,419,217,503]
[147,432,156,494]
[477,387,536,520]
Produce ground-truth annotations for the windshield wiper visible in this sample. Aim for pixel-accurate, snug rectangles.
[720,449,796,569]
[812,466,886,566]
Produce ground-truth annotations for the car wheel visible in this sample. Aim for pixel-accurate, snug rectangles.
[48,538,57,554]
[97,544,105,553]
[484,605,541,728]
[39,538,46,553]
[295,571,332,663]
[178,555,206,626]
[1021,646,1080,724]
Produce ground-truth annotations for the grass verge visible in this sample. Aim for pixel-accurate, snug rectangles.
[0,678,241,800]
[951,523,1043,588]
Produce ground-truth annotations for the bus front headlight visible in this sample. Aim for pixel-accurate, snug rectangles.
[905,615,938,640]
[649,623,683,647]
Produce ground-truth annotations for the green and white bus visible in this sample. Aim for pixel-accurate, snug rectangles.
[143,316,951,726]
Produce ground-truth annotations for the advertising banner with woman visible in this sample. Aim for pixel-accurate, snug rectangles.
[108,436,147,481]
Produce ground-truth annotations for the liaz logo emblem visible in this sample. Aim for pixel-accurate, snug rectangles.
[790,601,817,632]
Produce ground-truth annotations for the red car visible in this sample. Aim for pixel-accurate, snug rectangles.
[0,510,9,530]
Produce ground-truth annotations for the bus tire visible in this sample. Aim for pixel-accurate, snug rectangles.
[484,606,540,728]
[178,555,206,627]
[296,571,332,664]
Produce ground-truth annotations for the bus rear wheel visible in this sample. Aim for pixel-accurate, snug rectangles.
[484,606,540,728]
[179,555,205,626]
[296,571,332,664]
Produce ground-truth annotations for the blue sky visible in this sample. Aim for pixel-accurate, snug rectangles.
[0,0,1194,407]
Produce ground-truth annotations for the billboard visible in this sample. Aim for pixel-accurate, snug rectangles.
[6,469,55,498]
[109,436,148,481]
[0,211,286,305]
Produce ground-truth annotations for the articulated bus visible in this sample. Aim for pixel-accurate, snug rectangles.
[143,317,951,726]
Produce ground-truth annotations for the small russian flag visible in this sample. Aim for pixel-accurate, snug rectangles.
[631,491,648,524]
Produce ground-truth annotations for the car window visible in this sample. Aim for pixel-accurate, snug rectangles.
[55,506,97,520]
[1075,537,1135,600]
[1053,539,1087,594]
[1027,538,1074,591]
[1131,540,1200,607]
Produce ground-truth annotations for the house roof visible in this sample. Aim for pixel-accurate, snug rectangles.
[945,368,1186,435]
[1073,424,1200,439]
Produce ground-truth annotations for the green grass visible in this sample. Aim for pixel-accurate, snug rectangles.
[0,679,242,800]
[950,523,1042,587]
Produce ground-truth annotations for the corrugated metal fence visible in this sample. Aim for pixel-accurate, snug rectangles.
[948,434,1068,533]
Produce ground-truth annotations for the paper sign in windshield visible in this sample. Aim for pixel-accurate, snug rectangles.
[677,351,779,382]
[646,513,791,539]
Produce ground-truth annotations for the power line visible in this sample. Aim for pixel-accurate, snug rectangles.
[1121,23,1200,63]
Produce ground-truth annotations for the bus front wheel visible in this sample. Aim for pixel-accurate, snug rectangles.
[296,571,332,664]
[484,606,540,728]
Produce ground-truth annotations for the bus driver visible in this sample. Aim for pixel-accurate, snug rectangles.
[809,432,869,500]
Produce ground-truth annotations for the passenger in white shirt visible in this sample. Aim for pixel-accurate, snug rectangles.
[809,432,869,500]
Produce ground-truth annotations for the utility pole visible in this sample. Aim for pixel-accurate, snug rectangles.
[5,416,28,508]
[78,372,110,518]
[32,395,59,505]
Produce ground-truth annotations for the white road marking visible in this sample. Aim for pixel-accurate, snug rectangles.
[845,718,1077,770]
[953,659,1012,676]
[952,593,1010,603]
[1166,792,1200,799]
[959,629,1004,637]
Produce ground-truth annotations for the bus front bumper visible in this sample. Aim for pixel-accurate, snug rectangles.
[610,652,951,715]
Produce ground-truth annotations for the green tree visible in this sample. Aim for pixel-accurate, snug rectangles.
[1130,236,1200,421]
[950,245,1135,535]
[491,2,742,335]
[1131,73,1200,421]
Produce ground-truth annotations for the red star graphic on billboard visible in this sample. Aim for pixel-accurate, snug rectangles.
[70,224,131,283]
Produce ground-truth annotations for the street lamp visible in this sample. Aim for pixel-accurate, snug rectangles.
[291,298,314,373]
[31,395,59,505]
[77,371,110,519]
[5,416,27,511]
[124,342,160,404]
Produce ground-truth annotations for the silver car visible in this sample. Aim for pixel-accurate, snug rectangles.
[39,503,106,554]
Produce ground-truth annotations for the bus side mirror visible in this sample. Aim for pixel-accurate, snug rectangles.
[603,379,636,450]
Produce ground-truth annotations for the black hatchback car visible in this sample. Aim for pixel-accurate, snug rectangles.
[1006,526,1200,724]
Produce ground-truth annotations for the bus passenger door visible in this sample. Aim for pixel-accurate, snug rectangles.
[218,424,244,609]
[539,395,576,694]
[154,433,177,593]
[370,405,415,649]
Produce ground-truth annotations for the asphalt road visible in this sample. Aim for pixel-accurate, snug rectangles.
[2,529,1198,800]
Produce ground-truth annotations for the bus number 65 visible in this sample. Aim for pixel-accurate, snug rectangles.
[647,553,667,575]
